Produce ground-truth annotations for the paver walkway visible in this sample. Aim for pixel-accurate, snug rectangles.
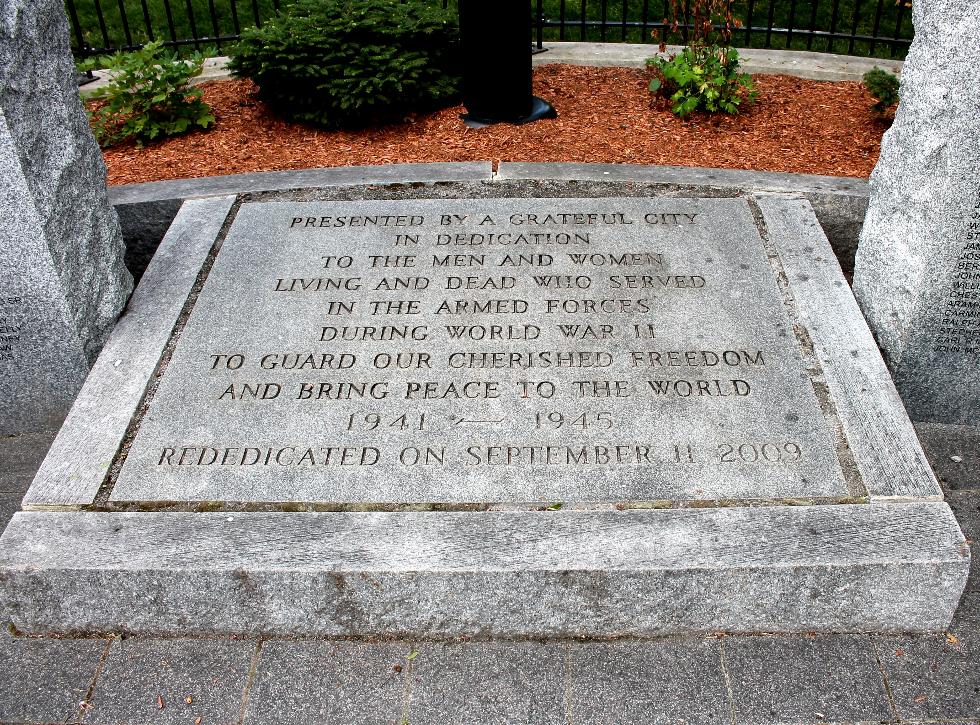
[0,423,977,725]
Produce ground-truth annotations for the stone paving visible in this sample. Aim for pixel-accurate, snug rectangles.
[0,423,977,725]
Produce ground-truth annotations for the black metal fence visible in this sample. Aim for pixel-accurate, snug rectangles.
[65,0,913,62]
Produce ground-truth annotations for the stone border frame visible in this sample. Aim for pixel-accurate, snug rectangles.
[23,196,237,508]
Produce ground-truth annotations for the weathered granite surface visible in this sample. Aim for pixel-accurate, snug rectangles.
[853,0,980,425]
[0,0,132,433]
[23,197,236,508]
[758,197,940,501]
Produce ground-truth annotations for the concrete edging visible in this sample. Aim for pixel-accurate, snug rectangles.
[80,44,903,96]
[110,162,869,278]
[111,162,494,279]
[535,43,903,82]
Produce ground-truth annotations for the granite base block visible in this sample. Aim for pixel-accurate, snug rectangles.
[0,505,968,637]
[0,189,968,639]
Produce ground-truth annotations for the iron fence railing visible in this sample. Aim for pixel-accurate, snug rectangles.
[65,0,913,62]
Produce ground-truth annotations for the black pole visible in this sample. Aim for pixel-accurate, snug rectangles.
[458,0,556,126]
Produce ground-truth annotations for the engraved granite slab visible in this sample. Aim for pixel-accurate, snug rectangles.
[112,197,851,505]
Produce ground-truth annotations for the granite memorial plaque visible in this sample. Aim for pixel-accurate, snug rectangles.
[113,197,853,505]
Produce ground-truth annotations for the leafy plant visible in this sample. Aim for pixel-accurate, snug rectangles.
[863,67,900,114]
[648,45,756,117]
[646,0,756,118]
[81,41,214,147]
[227,0,461,129]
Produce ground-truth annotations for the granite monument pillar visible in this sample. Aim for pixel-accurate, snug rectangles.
[853,0,980,425]
[0,0,133,434]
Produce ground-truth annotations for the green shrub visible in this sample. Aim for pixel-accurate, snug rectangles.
[863,67,900,113]
[227,0,461,129]
[647,45,757,118]
[646,0,757,118]
[82,41,214,147]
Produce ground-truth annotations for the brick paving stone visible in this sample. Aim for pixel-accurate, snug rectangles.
[568,638,732,725]
[0,630,107,724]
[0,472,24,496]
[949,493,979,600]
[873,596,980,723]
[244,639,405,725]
[724,634,893,724]
[0,429,57,478]
[874,634,980,721]
[0,492,20,532]
[407,640,566,725]
[916,423,980,492]
[949,492,980,548]
[950,591,980,633]
[82,637,255,724]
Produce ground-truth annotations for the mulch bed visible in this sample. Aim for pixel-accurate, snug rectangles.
[100,64,888,186]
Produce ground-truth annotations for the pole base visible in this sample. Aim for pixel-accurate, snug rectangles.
[461,96,558,129]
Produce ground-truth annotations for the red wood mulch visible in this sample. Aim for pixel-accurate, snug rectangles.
[100,64,888,186]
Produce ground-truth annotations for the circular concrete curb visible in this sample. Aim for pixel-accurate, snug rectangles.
[108,162,868,280]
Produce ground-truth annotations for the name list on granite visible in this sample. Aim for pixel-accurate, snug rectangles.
[0,294,20,362]
[935,192,980,357]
